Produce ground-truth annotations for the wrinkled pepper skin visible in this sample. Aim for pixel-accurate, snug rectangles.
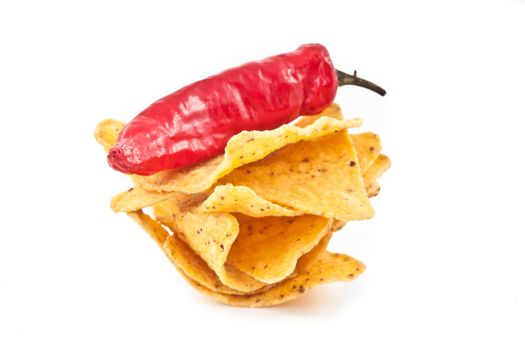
[108,44,338,175]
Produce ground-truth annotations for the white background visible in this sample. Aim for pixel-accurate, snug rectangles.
[1,0,524,349]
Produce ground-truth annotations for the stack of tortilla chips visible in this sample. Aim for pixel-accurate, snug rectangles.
[95,104,390,307]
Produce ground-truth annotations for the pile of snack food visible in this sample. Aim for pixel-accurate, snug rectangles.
[95,104,389,307]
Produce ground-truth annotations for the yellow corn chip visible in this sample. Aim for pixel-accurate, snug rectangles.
[332,153,389,230]
[137,116,362,194]
[153,200,268,293]
[227,214,332,283]
[219,127,373,221]
[352,132,382,173]
[94,119,125,152]
[298,104,386,200]
[198,184,301,217]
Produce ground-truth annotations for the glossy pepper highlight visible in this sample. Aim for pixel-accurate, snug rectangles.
[108,44,385,175]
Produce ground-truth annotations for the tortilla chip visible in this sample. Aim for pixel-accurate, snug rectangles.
[352,132,382,173]
[180,249,365,307]
[331,153,389,230]
[295,105,365,207]
[127,210,246,295]
[295,104,386,200]
[297,107,383,165]
[95,119,125,153]
[219,126,373,221]
[198,184,301,217]
[137,116,362,194]
[227,214,332,283]
[153,200,268,293]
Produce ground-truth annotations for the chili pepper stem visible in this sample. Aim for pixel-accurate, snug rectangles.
[336,69,386,96]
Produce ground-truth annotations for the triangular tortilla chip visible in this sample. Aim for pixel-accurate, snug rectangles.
[352,132,382,173]
[153,200,267,293]
[219,128,373,221]
[228,214,332,283]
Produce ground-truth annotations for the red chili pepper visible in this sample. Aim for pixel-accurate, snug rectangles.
[108,44,385,175]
